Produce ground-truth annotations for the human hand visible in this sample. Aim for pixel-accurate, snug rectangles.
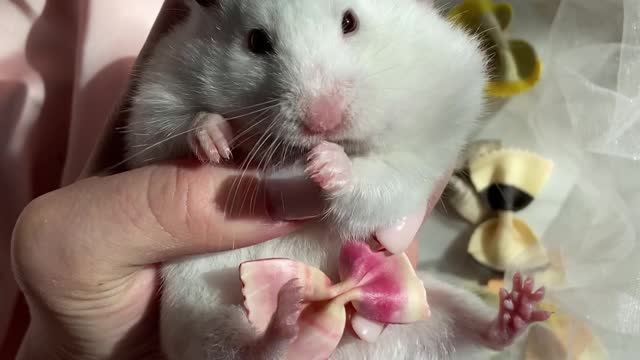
[11,162,304,360]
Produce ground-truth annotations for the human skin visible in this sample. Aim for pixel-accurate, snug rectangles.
[10,1,421,359]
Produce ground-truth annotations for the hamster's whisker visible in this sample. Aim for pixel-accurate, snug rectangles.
[434,1,454,14]
[438,195,449,216]
[222,103,280,122]
[264,133,284,173]
[426,174,449,217]
[224,114,270,222]
[261,135,285,208]
[105,125,205,172]
[471,25,499,39]
[228,108,274,145]
[221,98,279,116]
[248,135,276,217]
[234,121,279,223]
[250,132,283,216]
[446,8,472,24]
[223,118,278,238]
[279,140,292,168]
[231,132,261,152]
[272,114,293,168]
[126,132,153,137]
[113,103,279,173]
[371,33,396,59]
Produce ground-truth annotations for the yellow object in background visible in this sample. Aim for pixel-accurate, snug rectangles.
[448,0,542,97]
[468,212,548,271]
[526,306,608,360]
[465,147,553,272]
[486,278,505,295]
[447,142,554,273]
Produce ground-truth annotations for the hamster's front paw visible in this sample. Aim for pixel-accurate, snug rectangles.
[486,272,551,348]
[305,141,352,193]
[188,112,233,163]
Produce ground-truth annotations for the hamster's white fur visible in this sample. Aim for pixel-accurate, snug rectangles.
[124,0,499,359]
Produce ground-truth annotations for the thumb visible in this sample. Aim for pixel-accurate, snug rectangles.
[116,161,306,264]
[13,161,305,284]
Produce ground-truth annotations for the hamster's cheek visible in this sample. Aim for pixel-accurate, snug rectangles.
[227,55,263,81]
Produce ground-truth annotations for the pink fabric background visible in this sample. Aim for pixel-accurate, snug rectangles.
[0,0,163,355]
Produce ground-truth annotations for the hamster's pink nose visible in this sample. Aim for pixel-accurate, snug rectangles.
[304,95,345,134]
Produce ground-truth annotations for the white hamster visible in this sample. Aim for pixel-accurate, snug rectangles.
[124,0,549,359]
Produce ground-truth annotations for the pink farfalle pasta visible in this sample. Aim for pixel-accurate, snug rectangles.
[240,242,430,360]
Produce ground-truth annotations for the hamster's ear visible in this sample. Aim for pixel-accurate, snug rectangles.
[194,0,219,7]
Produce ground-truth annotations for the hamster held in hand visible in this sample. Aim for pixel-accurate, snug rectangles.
[124,0,549,359]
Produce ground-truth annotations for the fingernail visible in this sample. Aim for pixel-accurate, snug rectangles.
[265,168,326,221]
[351,314,385,343]
[376,202,427,254]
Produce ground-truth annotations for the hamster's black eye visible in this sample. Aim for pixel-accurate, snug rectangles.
[248,29,275,55]
[342,10,358,35]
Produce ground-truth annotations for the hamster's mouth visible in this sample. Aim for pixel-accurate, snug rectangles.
[233,137,370,172]
[279,128,373,155]
[232,118,372,169]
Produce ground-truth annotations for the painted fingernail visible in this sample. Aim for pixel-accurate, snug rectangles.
[376,203,427,254]
[351,314,385,343]
[265,169,326,221]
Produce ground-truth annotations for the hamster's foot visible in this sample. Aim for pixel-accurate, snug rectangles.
[188,112,233,163]
[248,279,304,359]
[486,272,551,349]
[267,279,304,341]
[305,141,352,193]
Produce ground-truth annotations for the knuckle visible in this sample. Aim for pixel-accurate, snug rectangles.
[11,192,59,292]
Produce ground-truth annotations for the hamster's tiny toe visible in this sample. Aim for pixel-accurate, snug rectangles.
[529,286,545,302]
[530,310,552,322]
[488,274,550,347]
[512,272,523,292]
[189,112,233,163]
[305,142,352,192]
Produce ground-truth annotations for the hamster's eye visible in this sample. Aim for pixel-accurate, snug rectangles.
[248,29,275,55]
[341,10,358,35]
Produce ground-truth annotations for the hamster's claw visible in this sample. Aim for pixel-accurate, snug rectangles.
[305,141,352,193]
[188,112,233,163]
[486,272,551,349]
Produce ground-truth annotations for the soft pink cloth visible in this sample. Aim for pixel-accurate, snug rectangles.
[0,0,163,354]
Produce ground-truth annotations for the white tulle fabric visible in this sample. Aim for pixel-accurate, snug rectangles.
[506,0,640,357]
